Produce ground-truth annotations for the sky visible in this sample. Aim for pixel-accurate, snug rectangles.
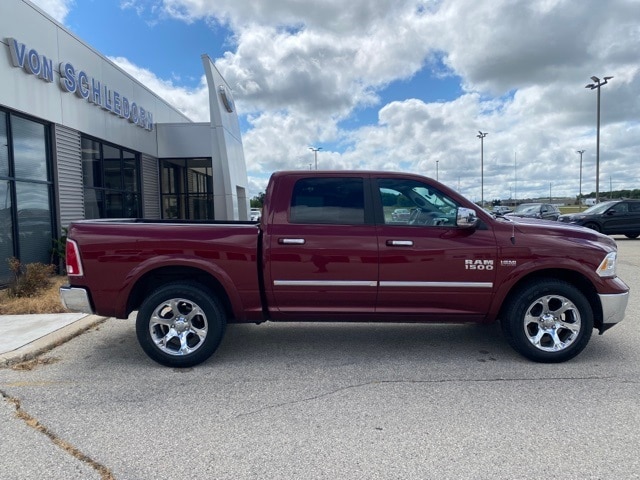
[30,0,640,203]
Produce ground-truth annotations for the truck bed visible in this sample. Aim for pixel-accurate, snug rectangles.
[66,219,262,320]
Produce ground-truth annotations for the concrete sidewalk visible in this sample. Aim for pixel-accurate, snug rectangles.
[0,313,106,366]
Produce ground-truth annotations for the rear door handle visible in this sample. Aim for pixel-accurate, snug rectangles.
[279,238,306,245]
[386,240,413,247]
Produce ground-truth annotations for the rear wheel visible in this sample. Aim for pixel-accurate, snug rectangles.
[625,234,639,239]
[136,282,226,367]
[501,279,593,363]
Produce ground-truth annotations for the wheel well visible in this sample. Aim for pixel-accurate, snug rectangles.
[499,269,603,330]
[126,266,234,320]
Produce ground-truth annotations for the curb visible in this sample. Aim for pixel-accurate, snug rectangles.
[0,315,108,367]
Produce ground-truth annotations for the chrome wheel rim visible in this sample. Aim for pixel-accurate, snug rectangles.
[523,294,581,352]
[148,298,208,356]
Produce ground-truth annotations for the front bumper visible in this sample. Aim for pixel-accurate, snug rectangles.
[598,291,629,333]
[60,286,95,315]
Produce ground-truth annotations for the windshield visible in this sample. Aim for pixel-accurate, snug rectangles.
[513,204,540,214]
[581,201,616,214]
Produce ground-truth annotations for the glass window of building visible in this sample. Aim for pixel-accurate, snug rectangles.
[0,110,53,285]
[160,158,213,220]
[81,136,141,219]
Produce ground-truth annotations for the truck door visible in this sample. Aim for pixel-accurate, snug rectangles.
[265,175,379,317]
[374,176,497,321]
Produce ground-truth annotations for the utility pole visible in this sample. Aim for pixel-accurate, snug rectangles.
[576,150,585,210]
[309,146,322,170]
[477,131,488,207]
[585,76,613,203]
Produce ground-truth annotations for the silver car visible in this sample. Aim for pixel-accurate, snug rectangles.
[505,203,560,221]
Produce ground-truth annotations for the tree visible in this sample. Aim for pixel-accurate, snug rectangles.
[250,192,265,208]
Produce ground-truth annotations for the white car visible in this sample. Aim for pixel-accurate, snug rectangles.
[250,208,262,221]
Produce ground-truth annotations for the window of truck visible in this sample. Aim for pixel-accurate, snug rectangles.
[289,177,365,224]
[378,178,459,226]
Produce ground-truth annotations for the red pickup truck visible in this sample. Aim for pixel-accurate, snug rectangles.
[60,170,629,367]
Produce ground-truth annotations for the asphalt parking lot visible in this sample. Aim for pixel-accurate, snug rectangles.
[1,236,639,480]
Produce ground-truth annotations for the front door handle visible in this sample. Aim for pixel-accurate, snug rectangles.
[279,238,306,245]
[386,240,413,247]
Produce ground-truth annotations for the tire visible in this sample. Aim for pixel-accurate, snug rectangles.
[625,234,639,239]
[136,282,226,368]
[501,279,593,363]
[583,222,601,233]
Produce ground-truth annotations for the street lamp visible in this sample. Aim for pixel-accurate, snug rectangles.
[576,149,585,210]
[309,146,322,170]
[513,151,517,205]
[585,76,613,203]
[436,160,439,181]
[477,131,488,206]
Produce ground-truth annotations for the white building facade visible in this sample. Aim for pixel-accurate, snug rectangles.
[0,0,249,284]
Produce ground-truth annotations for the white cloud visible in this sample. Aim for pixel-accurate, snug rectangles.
[108,57,210,122]
[29,0,74,23]
[34,0,640,200]
[153,0,640,199]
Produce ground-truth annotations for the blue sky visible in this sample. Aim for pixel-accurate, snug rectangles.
[32,0,640,201]
[65,2,229,87]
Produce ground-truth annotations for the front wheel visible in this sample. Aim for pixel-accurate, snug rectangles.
[501,279,593,363]
[625,233,639,239]
[583,222,601,233]
[136,282,226,367]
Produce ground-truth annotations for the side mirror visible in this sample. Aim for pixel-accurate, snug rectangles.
[457,207,479,229]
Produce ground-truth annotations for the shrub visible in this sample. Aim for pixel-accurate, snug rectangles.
[50,227,68,273]
[6,257,56,298]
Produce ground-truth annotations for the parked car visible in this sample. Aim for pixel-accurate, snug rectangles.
[250,208,262,221]
[558,200,640,238]
[390,208,411,222]
[506,203,561,221]
[491,206,512,216]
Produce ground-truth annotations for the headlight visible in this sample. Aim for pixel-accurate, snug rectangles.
[597,252,617,278]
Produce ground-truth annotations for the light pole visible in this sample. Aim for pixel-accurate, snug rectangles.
[576,149,585,210]
[477,131,488,206]
[436,160,439,181]
[513,151,517,205]
[585,76,612,203]
[309,146,322,170]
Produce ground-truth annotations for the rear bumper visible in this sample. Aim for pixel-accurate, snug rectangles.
[598,291,629,333]
[60,286,95,315]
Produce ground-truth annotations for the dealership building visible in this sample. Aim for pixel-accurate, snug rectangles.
[0,0,249,284]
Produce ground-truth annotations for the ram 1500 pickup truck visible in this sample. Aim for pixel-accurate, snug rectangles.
[60,170,630,367]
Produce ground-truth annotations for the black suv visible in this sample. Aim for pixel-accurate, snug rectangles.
[558,199,640,238]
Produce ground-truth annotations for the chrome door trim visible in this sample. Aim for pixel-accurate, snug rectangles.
[380,281,493,288]
[274,280,378,287]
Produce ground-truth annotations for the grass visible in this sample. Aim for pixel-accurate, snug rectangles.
[0,276,69,315]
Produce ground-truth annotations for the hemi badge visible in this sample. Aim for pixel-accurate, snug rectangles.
[501,260,517,267]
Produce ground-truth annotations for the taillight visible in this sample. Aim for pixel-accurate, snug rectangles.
[65,239,84,276]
